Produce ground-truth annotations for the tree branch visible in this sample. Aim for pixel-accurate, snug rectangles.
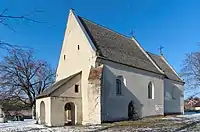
[0,49,55,106]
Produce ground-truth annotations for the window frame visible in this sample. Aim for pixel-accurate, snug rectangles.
[148,82,154,99]
[75,84,79,93]
[116,78,122,95]
[116,76,123,96]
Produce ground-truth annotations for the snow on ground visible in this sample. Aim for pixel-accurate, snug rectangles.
[162,116,183,120]
[1,113,200,132]
[178,113,200,118]
[161,112,200,121]
[0,119,105,132]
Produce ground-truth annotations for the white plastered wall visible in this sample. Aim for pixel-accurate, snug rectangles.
[36,97,51,126]
[50,97,81,126]
[55,10,97,124]
[101,59,164,121]
[87,66,103,124]
[164,79,184,114]
[50,73,82,126]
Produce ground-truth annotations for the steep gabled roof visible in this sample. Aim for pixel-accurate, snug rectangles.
[78,16,163,75]
[36,72,81,99]
[147,52,184,83]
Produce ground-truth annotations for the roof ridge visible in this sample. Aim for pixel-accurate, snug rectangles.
[36,71,82,99]
[148,52,184,83]
[146,51,161,57]
[78,16,134,41]
[160,56,184,83]
[147,52,163,72]
[78,16,163,75]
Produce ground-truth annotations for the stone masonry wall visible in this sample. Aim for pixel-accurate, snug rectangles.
[87,66,103,124]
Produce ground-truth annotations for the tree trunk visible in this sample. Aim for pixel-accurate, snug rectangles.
[32,104,36,119]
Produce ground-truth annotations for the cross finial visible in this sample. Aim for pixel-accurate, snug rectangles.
[158,46,164,55]
[130,30,134,39]
[70,8,75,11]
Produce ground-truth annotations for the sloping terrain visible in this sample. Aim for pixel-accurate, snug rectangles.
[0,114,200,132]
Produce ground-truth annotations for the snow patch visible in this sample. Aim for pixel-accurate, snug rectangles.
[178,113,200,118]
[0,119,104,132]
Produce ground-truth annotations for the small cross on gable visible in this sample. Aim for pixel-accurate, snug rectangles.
[158,46,164,55]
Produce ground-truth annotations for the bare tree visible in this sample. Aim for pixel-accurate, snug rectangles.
[0,49,55,108]
[0,8,45,49]
[181,51,200,97]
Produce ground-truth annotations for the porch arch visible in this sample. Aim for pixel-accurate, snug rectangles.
[64,102,76,125]
[40,101,45,124]
[128,100,139,120]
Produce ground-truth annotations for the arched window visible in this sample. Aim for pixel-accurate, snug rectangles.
[148,82,154,99]
[116,76,123,95]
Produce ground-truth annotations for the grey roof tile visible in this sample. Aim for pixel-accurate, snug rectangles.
[78,17,162,75]
[147,52,184,83]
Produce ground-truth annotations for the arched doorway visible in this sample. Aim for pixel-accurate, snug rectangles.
[128,101,134,120]
[64,102,75,125]
[40,101,45,124]
[128,101,139,120]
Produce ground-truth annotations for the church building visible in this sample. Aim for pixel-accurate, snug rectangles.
[36,9,184,126]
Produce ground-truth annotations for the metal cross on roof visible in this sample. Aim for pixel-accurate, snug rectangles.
[158,46,164,55]
[130,30,135,38]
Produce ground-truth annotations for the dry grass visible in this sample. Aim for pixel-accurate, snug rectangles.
[102,116,188,129]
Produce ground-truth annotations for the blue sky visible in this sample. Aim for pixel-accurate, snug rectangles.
[0,0,200,97]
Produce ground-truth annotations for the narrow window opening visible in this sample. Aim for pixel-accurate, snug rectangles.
[116,76,123,95]
[148,82,154,99]
[172,87,176,100]
[64,55,66,60]
[77,45,80,50]
[116,79,121,95]
[75,85,79,93]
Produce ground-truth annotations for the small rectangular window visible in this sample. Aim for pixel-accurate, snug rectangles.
[78,45,80,50]
[75,85,79,93]
[64,55,66,60]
